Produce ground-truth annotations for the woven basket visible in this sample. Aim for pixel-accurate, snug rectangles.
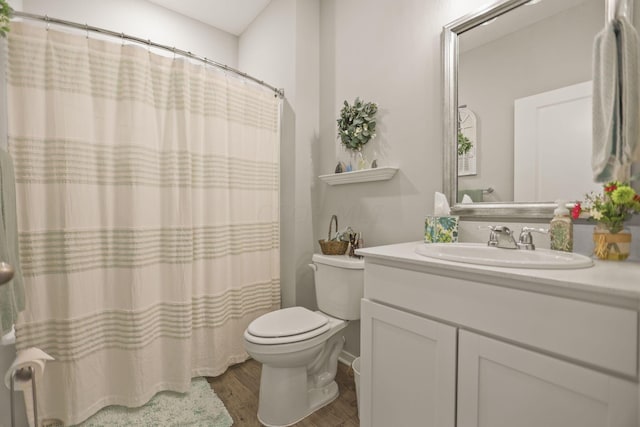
[318,215,348,255]
[319,240,348,255]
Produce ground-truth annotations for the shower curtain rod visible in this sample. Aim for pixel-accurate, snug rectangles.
[12,11,286,98]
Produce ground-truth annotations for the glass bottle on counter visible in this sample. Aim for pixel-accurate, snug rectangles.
[550,200,573,252]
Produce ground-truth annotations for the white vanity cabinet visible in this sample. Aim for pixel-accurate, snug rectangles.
[357,242,640,427]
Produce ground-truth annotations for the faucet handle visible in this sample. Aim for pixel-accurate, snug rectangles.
[518,227,548,250]
[521,226,548,236]
[482,225,514,235]
[478,225,497,246]
[479,225,512,247]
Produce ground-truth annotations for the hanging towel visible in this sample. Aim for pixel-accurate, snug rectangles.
[0,150,25,336]
[592,15,640,182]
[458,189,483,203]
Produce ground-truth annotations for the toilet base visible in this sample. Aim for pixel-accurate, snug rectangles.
[257,367,339,427]
[245,313,348,426]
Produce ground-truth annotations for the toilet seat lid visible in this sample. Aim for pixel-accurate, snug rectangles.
[247,307,329,338]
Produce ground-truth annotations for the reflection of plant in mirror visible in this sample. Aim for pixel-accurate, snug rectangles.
[0,0,12,38]
[457,132,472,156]
[337,97,378,152]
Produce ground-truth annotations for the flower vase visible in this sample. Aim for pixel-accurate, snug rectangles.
[592,224,632,261]
[356,151,368,170]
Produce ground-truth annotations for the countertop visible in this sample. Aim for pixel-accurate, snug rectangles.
[356,242,640,307]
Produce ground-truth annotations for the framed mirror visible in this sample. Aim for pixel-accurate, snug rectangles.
[443,0,616,219]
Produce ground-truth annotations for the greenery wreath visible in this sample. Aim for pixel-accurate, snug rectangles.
[337,97,378,152]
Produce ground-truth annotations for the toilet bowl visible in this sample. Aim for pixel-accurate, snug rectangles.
[243,254,364,427]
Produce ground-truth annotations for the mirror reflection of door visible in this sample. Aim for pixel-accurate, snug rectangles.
[457,0,603,203]
[514,81,602,202]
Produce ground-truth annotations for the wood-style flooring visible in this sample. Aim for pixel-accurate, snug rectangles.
[207,358,359,426]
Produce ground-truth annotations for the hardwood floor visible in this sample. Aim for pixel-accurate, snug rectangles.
[207,358,359,426]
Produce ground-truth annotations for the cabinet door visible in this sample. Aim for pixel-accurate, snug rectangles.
[457,330,637,427]
[360,299,457,427]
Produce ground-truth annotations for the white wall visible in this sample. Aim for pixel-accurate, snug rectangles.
[317,0,489,250]
[240,0,297,309]
[291,1,321,311]
[19,0,238,66]
[239,0,319,316]
[239,0,295,97]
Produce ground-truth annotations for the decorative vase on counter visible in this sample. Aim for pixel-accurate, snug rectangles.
[592,223,631,261]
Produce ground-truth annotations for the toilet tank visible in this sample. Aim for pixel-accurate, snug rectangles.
[311,254,364,320]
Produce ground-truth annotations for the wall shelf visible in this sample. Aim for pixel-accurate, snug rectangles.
[318,167,398,186]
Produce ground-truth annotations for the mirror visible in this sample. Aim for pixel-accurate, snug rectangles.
[443,0,613,219]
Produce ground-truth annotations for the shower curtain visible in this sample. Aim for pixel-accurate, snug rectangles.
[7,22,280,425]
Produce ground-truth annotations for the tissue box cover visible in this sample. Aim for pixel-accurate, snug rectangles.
[424,216,459,243]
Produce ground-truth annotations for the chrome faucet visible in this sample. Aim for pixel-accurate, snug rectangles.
[484,225,548,250]
[516,227,548,250]
[486,225,518,249]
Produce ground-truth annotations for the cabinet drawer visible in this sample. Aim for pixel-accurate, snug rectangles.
[365,263,638,377]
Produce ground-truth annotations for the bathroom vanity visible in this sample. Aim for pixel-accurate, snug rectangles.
[357,242,640,427]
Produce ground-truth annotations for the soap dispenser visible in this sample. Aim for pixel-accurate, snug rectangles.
[549,200,573,252]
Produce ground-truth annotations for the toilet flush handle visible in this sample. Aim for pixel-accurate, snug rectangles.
[308,263,317,272]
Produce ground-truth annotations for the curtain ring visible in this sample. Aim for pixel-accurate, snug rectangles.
[173,46,176,59]
[147,39,151,52]
[44,15,49,31]
[85,23,89,39]
[121,32,125,46]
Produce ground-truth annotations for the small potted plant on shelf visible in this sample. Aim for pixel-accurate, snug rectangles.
[336,97,378,172]
[572,181,640,260]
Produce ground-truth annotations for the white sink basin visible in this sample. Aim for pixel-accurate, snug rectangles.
[415,243,593,269]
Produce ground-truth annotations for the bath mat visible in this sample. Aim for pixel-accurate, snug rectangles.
[72,377,233,427]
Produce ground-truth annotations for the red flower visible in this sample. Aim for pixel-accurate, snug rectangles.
[634,194,640,202]
[571,202,581,219]
[604,184,617,193]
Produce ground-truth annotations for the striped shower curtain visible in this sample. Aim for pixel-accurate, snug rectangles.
[7,22,280,425]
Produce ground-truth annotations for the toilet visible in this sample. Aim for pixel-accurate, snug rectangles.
[243,253,364,427]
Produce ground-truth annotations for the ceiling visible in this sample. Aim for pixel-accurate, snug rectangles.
[146,0,271,36]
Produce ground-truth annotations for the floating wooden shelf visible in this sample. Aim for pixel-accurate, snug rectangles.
[318,167,398,186]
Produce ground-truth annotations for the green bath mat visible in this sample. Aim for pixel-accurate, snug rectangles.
[73,377,233,426]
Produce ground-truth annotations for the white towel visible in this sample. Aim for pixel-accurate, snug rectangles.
[592,16,640,182]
